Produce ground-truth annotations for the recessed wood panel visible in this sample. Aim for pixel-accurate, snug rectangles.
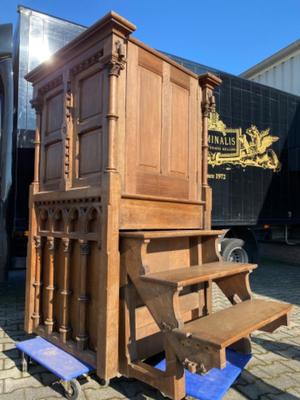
[136,173,188,198]
[170,83,189,176]
[120,197,203,229]
[46,92,64,134]
[170,66,190,89]
[138,66,162,171]
[138,48,163,75]
[45,142,62,181]
[79,72,102,120]
[146,237,190,274]
[79,130,101,176]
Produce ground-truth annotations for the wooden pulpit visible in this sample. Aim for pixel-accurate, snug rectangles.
[24,11,292,399]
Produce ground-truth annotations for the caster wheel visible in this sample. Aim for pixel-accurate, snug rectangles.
[21,353,28,373]
[93,374,110,388]
[99,378,110,388]
[64,379,81,400]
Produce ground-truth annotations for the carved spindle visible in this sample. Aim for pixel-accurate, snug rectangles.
[32,235,43,328]
[76,240,89,351]
[199,74,222,229]
[60,238,72,342]
[45,237,55,334]
[31,96,43,190]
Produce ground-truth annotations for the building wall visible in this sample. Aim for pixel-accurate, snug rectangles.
[245,49,300,96]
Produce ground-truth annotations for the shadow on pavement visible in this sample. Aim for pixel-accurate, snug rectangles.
[234,369,300,399]
[252,336,300,361]
[250,257,300,306]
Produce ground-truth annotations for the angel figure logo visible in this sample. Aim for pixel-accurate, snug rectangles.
[208,112,281,172]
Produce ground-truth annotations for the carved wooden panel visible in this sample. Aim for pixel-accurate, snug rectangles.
[46,92,64,135]
[32,197,101,357]
[169,83,189,177]
[125,43,198,202]
[79,130,102,176]
[138,66,162,173]
[79,72,103,120]
[73,66,104,185]
[45,142,63,181]
[41,87,64,189]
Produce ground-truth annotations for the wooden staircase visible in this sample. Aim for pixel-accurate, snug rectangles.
[120,230,292,399]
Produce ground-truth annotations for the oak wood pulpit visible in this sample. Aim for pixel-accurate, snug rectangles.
[24,11,292,399]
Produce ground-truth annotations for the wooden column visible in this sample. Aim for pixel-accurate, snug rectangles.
[31,96,43,192]
[76,239,89,351]
[59,238,72,342]
[24,96,43,333]
[45,237,55,334]
[198,73,222,229]
[96,40,127,380]
[32,235,42,329]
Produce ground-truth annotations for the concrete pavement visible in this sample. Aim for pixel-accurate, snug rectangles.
[0,257,300,399]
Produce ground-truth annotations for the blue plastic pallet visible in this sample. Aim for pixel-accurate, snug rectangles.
[16,337,93,381]
[155,349,251,400]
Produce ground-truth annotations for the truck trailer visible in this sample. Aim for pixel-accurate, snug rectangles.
[1,6,300,278]
[169,53,300,263]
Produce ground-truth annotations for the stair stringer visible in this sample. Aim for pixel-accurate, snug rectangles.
[122,238,184,331]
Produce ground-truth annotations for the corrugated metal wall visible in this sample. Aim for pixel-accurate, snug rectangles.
[249,52,300,97]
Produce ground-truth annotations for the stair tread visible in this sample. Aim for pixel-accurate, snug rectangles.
[178,299,292,349]
[141,261,257,287]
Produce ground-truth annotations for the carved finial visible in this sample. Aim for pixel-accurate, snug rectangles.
[116,40,126,60]
[202,101,210,118]
[31,96,43,115]
[209,95,216,113]
[202,94,216,117]
[62,238,71,253]
[107,60,125,77]
[47,237,55,251]
[33,235,41,249]
[107,41,127,77]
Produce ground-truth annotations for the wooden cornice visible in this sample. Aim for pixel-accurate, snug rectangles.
[198,72,222,90]
[25,11,136,84]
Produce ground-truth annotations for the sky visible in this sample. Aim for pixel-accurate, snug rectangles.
[0,0,300,75]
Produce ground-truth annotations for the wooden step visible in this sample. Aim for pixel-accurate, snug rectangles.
[176,299,292,349]
[141,262,257,288]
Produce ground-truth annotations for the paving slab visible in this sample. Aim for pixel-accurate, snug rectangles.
[0,257,300,399]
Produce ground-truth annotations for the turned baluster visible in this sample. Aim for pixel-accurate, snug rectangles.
[45,237,55,334]
[60,238,72,342]
[32,235,43,328]
[76,239,89,351]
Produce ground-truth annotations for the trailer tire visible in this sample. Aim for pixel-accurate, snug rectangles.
[221,238,249,263]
